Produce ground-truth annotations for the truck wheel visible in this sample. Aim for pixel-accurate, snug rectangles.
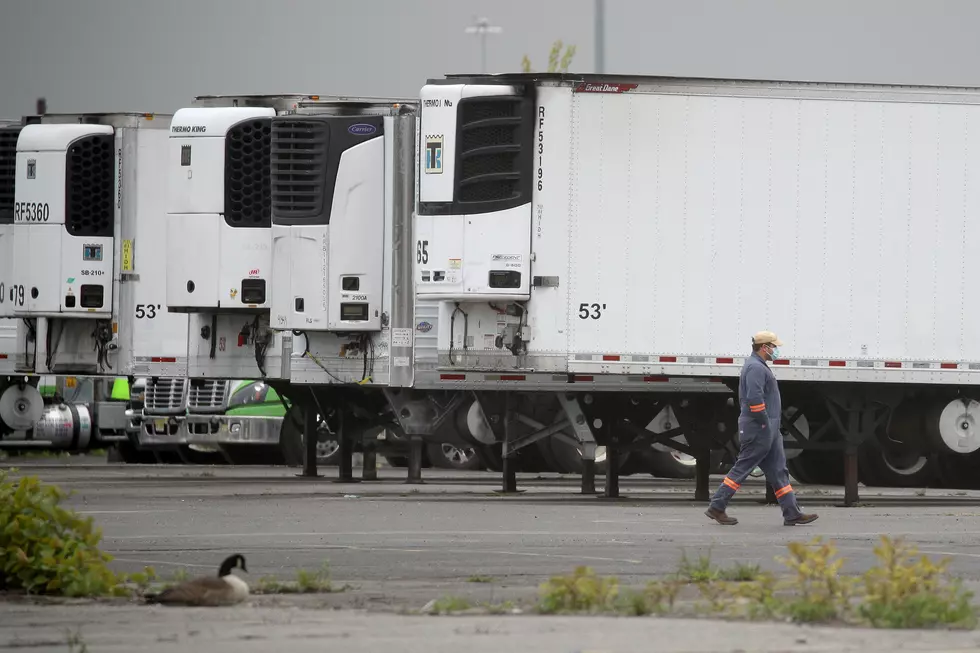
[176,445,229,465]
[859,446,938,488]
[475,443,504,472]
[426,442,483,470]
[114,441,157,464]
[222,444,285,465]
[642,448,697,479]
[540,435,632,476]
[279,405,342,467]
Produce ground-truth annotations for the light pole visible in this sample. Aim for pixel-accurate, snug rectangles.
[464,17,502,74]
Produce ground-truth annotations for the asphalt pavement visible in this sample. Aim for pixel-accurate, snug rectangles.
[4,458,980,652]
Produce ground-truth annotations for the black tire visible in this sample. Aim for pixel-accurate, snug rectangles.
[176,445,230,465]
[859,446,938,488]
[114,441,157,464]
[426,442,483,471]
[539,434,631,476]
[642,449,697,479]
[279,405,342,467]
[152,450,184,464]
[475,443,504,472]
[222,444,285,465]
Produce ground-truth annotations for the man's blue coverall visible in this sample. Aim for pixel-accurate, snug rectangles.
[708,352,804,520]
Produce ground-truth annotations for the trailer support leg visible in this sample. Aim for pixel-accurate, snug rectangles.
[337,410,356,483]
[362,441,378,481]
[581,454,597,495]
[501,393,518,494]
[301,404,320,478]
[604,440,620,499]
[843,445,859,507]
[405,436,424,484]
[694,448,711,502]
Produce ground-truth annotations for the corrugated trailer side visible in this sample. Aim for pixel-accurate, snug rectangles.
[560,79,980,385]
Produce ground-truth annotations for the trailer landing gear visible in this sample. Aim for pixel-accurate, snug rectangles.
[406,436,425,485]
[824,394,892,507]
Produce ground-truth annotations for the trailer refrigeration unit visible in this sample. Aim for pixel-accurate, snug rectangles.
[156,95,408,468]
[154,95,321,464]
[4,112,188,454]
[396,73,980,501]
[266,97,422,478]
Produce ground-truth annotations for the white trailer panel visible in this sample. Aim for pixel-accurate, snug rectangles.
[417,76,980,386]
[560,85,980,374]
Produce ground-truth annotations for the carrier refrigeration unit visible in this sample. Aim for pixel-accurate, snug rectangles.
[5,112,188,451]
[393,73,980,498]
[264,96,422,467]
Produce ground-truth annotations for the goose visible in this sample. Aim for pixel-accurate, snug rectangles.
[145,554,250,606]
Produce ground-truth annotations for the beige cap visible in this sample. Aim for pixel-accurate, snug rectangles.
[752,330,784,347]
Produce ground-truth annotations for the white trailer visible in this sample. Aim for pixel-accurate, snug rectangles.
[143,95,315,463]
[156,95,420,472]
[1,112,188,453]
[387,73,980,501]
[262,97,422,478]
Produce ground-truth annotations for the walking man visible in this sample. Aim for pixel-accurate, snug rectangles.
[704,331,819,526]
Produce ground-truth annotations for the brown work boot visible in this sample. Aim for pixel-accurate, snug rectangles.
[704,507,738,525]
[784,513,819,526]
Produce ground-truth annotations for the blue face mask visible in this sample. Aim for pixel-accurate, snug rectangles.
[768,346,781,360]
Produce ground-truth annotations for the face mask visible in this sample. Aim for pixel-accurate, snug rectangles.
[768,346,780,360]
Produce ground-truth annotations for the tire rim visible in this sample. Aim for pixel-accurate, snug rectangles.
[441,443,476,465]
[668,450,697,466]
[936,398,980,454]
[316,439,339,459]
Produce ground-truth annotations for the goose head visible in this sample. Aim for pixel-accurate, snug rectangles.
[218,554,248,577]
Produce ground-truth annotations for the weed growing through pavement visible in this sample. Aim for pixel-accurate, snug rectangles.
[467,575,493,583]
[252,561,335,594]
[677,550,719,583]
[858,536,976,629]
[430,595,473,614]
[528,536,976,628]
[65,627,88,653]
[778,538,854,623]
[537,565,620,614]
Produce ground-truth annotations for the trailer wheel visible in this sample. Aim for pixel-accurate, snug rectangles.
[279,405,342,467]
[858,446,938,488]
[643,448,697,479]
[540,435,631,476]
[927,397,980,455]
[221,444,285,465]
[176,445,229,465]
[427,442,483,471]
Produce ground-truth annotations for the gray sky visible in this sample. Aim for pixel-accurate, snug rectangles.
[1,0,979,116]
